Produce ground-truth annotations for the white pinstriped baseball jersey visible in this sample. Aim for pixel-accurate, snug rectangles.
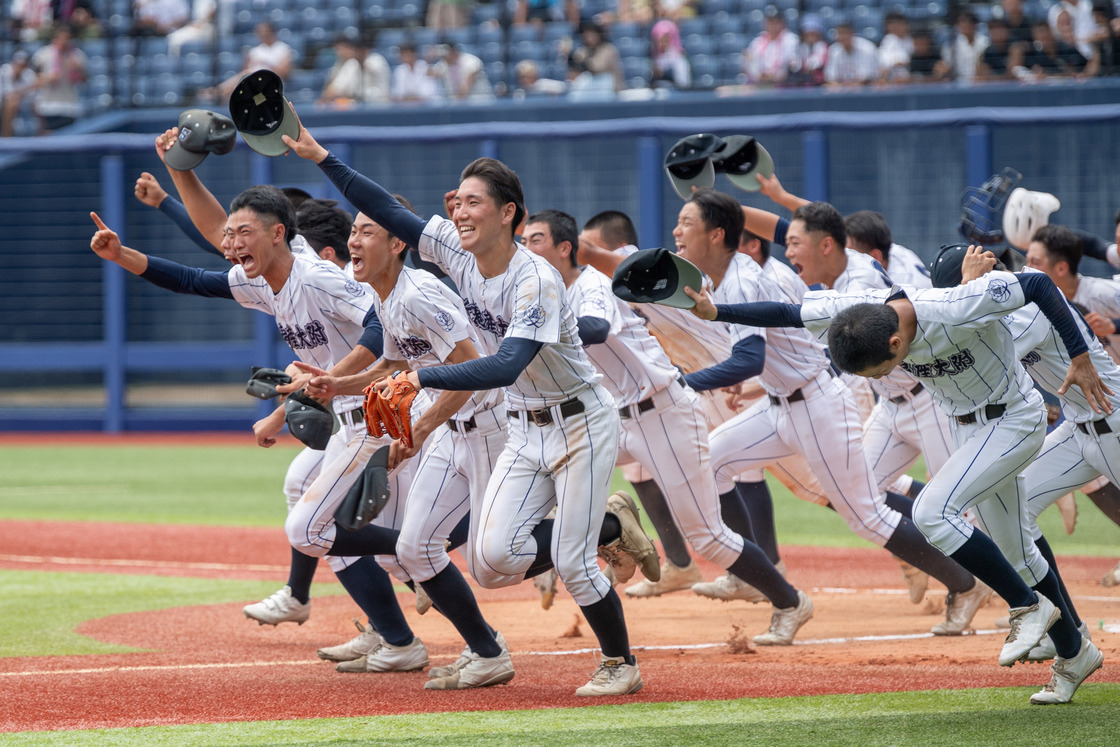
[568,265,679,406]
[885,243,932,289]
[229,252,371,415]
[759,256,808,302]
[1072,273,1120,364]
[801,272,1038,416]
[418,215,601,410]
[715,252,830,396]
[373,265,501,421]
[615,244,732,374]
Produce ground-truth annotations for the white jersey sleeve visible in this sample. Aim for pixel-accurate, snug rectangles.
[1072,273,1120,365]
[885,243,932,289]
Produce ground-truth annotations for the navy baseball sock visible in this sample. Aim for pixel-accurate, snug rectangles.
[335,556,413,647]
[884,517,973,593]
[328,523,400,556]
[420,564,501,658]
[1032,569,1082,659]
[579,588,633,664]
[727,545,798,608]
[447,512,471,552]
[287,547,319,604]
[524,519,554,579]
[599,513,621,545]
[1085,480,1120,526]
[948,531,1034,608]
[404,579,446,617]
[1034,535,1082,628]
[631,479,691,568]
[735,481,781,565]
[718,489,757,544]
[884,491,913,519]
[907,480,927,500]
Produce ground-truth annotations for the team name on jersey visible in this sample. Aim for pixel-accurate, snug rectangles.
[900,349,976,378]
[463,298,510,338]
[278,320,328,350]
[1021,350,1042,366]
[392,334,434,360]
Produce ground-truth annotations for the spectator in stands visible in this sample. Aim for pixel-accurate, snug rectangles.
[650,18,691,89]
[317,32,369,107]
[977,18,1020,80]
[1017,18,1092,78]
[426,0,471,31]
[1048,0,1096,55]
[939,10,988,82]
[391,41,443,103]
[132,0,190,37]
[30,23,86,132]
[1,50,39,137]
[209,21,293,100]
[431,43,494,101]
[57,0,101,39]
[616,0,656,25]
[361,37,392,103]
[908,30,947,80]
[512,59,567,98]
[743,7,800,85]
[1000,0,1035,44]
[1054,5,1099,72]
[11,0,54,42]
[791,13,827,86]
[1089,3,1119,74]
[567,19,625,94]
[878,11,914,82]
[514,0,579,27]
[167,0,232,57]
[824,19,879,86]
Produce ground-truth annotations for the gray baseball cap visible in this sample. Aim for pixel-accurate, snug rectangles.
[664,133,722,200]
[228,69,300,157]
[284,389,338,450]
[713,135,774,192]
[164,109,237,171]
[612,248,703,309]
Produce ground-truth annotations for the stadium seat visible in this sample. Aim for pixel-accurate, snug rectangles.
[716,32,747,56]
[616,35,650,58]
[678,17,710,36]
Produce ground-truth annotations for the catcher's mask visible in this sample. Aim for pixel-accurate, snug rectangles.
[958,167,1021,245]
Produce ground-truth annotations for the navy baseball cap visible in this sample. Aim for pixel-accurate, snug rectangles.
[228,69,300,157]
[164,109,237,171]
[612,248,703,309]
[712,135,774,193]
[664,133,722,200]
[929,243,1006,288]
[284,389,338,450]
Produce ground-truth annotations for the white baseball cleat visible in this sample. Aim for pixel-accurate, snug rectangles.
[428,631,509,679]
[625,559,703,598]
[1101,560,1120,587]
[752,590,814,646]
[424,649,515,690]
[999,592,1061,667]
[242,585,310,626]
[574,655,643,697]
[533,569,559,610]
[1029,638,1104,704]
[335,636,429,673]
[317,619,379,662]
[601,491,660,583]
[1025,622,1092,663]
[931,579,992,636]
[692,560,787,604]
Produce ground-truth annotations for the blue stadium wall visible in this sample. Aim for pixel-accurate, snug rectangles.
[2,80,1119,431]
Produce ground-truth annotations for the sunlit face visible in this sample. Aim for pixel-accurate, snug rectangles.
[672,201,719,263]
[228,207,282,278]
[348,212,401,283]
[1114,219,1120,249]
[1025,241,1060,279]
[784,219,829,286]
[854,335,910,379]
[739,236,764,266]
[452,176,514,255]
[220,217,239,265]
[523,221,568,272]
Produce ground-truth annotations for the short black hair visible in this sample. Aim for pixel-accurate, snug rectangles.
[741,228,771,261]
[527,209,580,266]
[792,201,847,248]
[281,187,313,210]
[460,157,526,233]
[844,210,892,258]
[583,210,639,249]
[297,198,353,262]
[1032,224,1082,275]
[827,303,900,375]
[688,188,744,252]
[229,185,297,246]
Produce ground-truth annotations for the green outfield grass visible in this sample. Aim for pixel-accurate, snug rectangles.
[1,686,1118,746]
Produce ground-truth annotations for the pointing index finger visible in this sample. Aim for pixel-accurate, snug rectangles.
[90,212,109,230]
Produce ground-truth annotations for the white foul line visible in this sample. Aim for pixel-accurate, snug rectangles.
[0,553,289,573]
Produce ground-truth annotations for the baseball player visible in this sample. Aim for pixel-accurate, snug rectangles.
[844,209,933,290]
[88,188,430,673]
[686,254,1108,703]
[283,122,656,696]
[527,208,813,646]
[289,200,514,690]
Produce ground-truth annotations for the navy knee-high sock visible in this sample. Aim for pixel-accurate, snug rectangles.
[420,563,501,657]
[1032,568,1082,659]
[884,491,913,519]
[447,512,470,552]
[948,531,1034,608]
[632,479,691,568]
[1085,480,1120,527]
[718,488,756,544]
[884,516,974,593]
[334,556,413,647]
[328,523,400,556]
[726,545,798,608]
[580,587,633,663]
[736,481,781,564]
[1034,535,1082,628]
[524,519,555,579]
[907,480,926,500]
[287,547,318,604]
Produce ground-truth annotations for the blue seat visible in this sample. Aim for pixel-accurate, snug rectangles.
[442,27,476,46]
[616,35,650,58]
[678,17,709,36]
[512,39,547,62]
[476,24,504,45]
[543,22,575,43]
[477,40,505,64]
[710,12,744,35]
[716,32,747,55]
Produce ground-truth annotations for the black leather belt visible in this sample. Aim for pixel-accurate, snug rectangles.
[447,416,477,433]
[341,407,364,426]
[956,403,1006,425]
[620,377,685,419]
[510,398,585,426]
[1078,418,1113,435]
[769,389,805,406]
[890,382,925,405]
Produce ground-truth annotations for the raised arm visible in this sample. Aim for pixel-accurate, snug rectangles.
[154,129,230,250]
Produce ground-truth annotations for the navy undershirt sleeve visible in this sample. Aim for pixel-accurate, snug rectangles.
[158,196,221,256]
[318,154,426,249]
[773,216,790,246]
[141,255,234,299]
[714,301,804,328]
[1018,272,1089,359]
[1071,229,1109,262]
[417,337,543,391]
[576,316,610,345]
[684,335,766,391]
[357,306,384,356]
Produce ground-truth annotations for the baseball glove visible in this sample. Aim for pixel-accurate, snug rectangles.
[246,366,291,399]
[334,445,391,532]
[367,372,418,449]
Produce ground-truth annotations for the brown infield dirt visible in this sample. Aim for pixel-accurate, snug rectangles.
[1,518,1118,734]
